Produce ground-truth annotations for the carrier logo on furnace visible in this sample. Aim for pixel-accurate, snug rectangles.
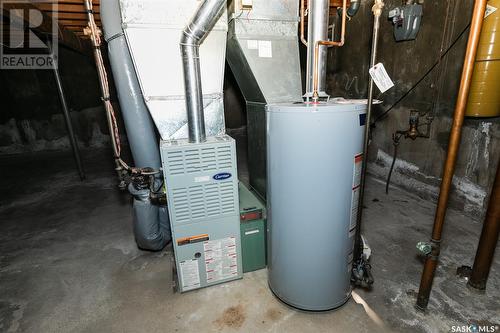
[213,172,232,181]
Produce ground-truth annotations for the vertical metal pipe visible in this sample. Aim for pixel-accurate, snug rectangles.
[180,0,226,143]
[416,0,488,311]
[312,0,347,102]
[468,158,500,290]
[353,0,384,264]
[300,0,308,47]
[305,0,329,97]
[50,44,85,181]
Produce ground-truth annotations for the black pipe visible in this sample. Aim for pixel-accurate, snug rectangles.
[50,42,85,181]
[338,0,361,17]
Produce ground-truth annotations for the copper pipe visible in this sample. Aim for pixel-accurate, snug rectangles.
[300,0,308,46]
[468,158,500,290]
[312,0,347,102]
[415,0,488,311]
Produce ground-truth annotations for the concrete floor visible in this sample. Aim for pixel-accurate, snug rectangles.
[0,145,499,333]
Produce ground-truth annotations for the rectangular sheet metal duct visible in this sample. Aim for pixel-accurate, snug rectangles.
[226,0,303,197]
[119,0,228,140]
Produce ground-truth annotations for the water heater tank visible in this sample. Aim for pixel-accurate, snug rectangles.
[266,102,366,311]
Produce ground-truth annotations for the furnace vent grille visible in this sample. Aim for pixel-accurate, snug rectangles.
[161,137,238,225]
[171,182,236,223]
[166,146,232,175]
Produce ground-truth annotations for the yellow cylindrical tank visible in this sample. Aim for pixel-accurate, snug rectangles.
[466,0,500,117]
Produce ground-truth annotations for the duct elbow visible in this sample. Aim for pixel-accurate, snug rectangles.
[180,28,200,48]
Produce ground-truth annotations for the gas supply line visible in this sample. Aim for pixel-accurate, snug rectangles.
[82,0,160,184]
[415,0,488,311]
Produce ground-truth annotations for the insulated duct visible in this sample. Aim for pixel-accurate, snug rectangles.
[100,0,170,251]
[181,0,227,143]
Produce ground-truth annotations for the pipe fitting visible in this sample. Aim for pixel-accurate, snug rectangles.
[372,0,385,17]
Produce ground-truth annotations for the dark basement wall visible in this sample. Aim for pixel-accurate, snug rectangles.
[0,45,246,156]
[0,45,112,154]
[327,0,500,217]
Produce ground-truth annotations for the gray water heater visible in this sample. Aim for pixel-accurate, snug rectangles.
[266,101,366,311]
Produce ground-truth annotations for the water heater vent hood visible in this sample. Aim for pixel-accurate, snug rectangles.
[226,0,303,197]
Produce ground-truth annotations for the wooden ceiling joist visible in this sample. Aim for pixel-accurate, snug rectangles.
[29,0,101,40]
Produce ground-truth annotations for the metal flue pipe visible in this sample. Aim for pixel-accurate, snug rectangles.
[416,0,488,311]
[305,0,330,98]
[468,157,500,290]
[181,0,226,143]
[311,0,347,102]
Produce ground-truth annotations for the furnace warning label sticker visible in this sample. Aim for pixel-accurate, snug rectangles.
[350,154,363,231]
[179,259,200,291]
[204,237,238,283]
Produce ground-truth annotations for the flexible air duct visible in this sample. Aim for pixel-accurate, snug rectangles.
[101,0,170,250]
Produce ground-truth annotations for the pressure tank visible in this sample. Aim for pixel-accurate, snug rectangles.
[465,0,500,117]
[266,101,366,311]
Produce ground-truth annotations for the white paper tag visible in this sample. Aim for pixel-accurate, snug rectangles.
[485,5,497,18]
[369,63,394,93]
[258,40,272,58]
[247,40,258,50]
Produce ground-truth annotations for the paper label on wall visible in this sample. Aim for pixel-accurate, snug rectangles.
[485,5,497,18]
[179,259,200,291]
[258,40,273,58]
[247,40,259,50]
[204,237,238,283]
[369,63,394,93]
